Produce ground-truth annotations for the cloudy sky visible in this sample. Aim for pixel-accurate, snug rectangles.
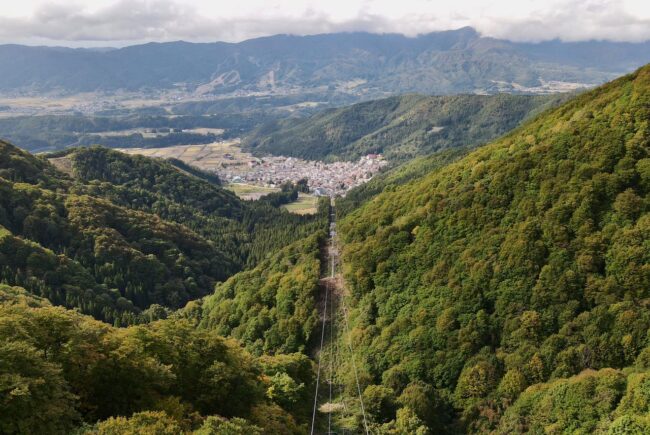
[1,0,649,47]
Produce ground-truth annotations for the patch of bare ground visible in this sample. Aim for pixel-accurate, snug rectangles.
[49,156,74,176]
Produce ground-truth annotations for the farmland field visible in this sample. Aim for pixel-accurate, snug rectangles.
[225,183,279,200]
[281,193,319,215]
[117,140,249,172]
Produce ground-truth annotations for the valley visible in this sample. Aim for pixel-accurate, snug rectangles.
[0,11,649,433]
[3,65,650,431]
[0,89,332,118]
[118,140,389,197]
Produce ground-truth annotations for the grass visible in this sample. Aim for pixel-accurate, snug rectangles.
[282,193,319,215]
[48,156,74,175]
[117,140,250,172]
[227,184,319,214]
[225,183,278,200]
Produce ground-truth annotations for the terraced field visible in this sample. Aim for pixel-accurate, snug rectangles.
[117,140,249,172]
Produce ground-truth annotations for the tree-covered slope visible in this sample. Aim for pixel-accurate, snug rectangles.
[0,141,328,324]
[336,64,650,432]
[185,231,325,357]
[0,139,63,184]
[0,145,237,323]
[0,284,313,434]
[178,231,327,425]
[0,143,329,433]
[243,93,568,161]
[65,146,329,267]
[495,365,650,433]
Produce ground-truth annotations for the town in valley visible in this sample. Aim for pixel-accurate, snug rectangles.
[120,140,388,197]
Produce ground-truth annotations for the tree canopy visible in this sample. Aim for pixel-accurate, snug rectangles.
[0,284,311,434]
[336,64,650,432]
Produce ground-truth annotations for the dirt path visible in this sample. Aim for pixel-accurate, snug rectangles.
[311,201,370,434]
[311,201,341,434]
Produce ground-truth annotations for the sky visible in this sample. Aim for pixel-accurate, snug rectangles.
[0,0,649,47]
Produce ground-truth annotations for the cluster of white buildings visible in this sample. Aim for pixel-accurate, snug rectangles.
[221,154,388,196]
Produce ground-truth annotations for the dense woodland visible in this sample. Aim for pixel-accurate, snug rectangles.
[185,231,325,356]
[243,93,569,161]
[0,284,314,433]
[0,142,328,324]
[0,139,328,433]
[178,232,327,425]
[336,64,650,432]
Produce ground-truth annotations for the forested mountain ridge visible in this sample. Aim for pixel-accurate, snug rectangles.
[2,28,649,97]
[0,138,66,185]
[0,141,328,324]
[336,64,650,432]
[243,93,569,161]
[63,146,330,267]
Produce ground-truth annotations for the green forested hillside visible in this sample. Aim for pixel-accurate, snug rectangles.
[495,366,650,433]
[0,284,313,434]
[66,146,329,267]
[0,140,63,184]
[243,93,568,161]
[0,141,328,432]
[186,231,325,356]
[0,141,328,323]
[336,64,650,432]
[178,231,327,425]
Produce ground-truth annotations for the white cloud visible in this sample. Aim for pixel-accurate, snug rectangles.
[0,0,649,46]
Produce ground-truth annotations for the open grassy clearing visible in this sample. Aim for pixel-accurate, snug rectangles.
[225,182,279,200]
[282,193,319,215]
[117,140,248,171]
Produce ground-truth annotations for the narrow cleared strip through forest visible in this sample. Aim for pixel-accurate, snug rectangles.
[310,200,369,435]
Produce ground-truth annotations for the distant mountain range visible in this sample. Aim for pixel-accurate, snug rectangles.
[2,27,649,97]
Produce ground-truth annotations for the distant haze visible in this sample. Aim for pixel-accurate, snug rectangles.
[0,0,649,47]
